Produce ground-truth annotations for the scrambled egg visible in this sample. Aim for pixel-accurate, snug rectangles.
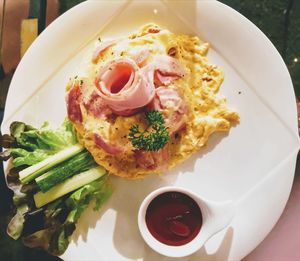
[70,24,240,179]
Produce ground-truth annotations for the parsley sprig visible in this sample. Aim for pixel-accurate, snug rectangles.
[128,111,170,151]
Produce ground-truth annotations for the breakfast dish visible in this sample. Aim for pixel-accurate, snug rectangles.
[66,23,240,179]
[1,0,297,259]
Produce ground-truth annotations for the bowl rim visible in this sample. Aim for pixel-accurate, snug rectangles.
[138,186,224,258]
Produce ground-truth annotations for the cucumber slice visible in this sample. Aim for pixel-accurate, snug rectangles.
[19,144,84,183]
[34,166,107,208]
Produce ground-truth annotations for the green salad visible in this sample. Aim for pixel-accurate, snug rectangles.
[0,119,112,255]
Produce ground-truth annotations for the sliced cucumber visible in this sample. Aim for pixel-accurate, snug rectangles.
[19,144,84,184]
[34,166,106,208]
[35,150,96,192]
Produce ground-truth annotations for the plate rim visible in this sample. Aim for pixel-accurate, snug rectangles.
[1,0,299,260]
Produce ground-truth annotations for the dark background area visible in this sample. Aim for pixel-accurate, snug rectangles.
[0,0,299,260]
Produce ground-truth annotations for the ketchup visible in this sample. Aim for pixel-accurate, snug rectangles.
[145,192,202,246]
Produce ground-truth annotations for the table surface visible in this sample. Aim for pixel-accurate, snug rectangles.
[0,0,299,260]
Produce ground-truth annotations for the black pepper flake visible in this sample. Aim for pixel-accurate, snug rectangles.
[115,127,118,130]
[238,91,241,94]
[123,135,127,138]
[98,37,102,42]
[75,75,78,79]
[120,51,124,56]
[80,80,83,85]
[109,163,112,166]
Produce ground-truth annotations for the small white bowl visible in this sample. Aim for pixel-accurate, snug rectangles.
[138,186,236,258]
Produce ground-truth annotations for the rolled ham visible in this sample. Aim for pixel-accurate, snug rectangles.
[95,58,155,116]
[92,54,184,116]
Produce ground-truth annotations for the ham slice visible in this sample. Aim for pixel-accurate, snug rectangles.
[92,40,116,63]
[66,84,82,123]
[148,27,161,34]
[94,133,123,154]
[152,55,185,87]
[132,49,151,67]
[79,78,112,119]
[135,144,170,170]
[83,91,112,119]
[134,150,155,169]
[154,72,177,86]
[154,87,183,111]
[149,86,188,134]
[95,58,155,116]
[151,144,170,170]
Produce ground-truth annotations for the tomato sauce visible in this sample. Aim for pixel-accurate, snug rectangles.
[145,191,202,246]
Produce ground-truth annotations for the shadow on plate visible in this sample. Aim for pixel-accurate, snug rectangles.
[141,227,234,261]
[110,131,231,260]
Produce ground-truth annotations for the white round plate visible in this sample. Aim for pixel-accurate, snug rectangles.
[1,0,299,260]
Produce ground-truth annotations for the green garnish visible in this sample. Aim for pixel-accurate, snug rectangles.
[128,110,170,151]
[3,119,113,256]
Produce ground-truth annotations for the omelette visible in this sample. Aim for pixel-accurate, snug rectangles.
[66,23,240,179]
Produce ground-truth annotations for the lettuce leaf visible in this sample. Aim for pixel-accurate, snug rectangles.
[19,176,112,256]
[1,119,78,167]
[10,148,49,167]
[7,204,29,240]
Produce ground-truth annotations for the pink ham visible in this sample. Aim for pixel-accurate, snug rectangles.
[152,55,185,87]
[83,91,112,119]
[147,27,161,34]
[167,111,188,134]
[95,58,155,116]
[135,144,170,170]
[154,72,181,86]
[94,133,123,154]
[132,49,151,67]
[66,84,82,123]
[92,40,117,63]
[148,86,188,134]
[134,150,155,169]
[151,144,170,170]
[154,87,184,111]
[93,54,184,116]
